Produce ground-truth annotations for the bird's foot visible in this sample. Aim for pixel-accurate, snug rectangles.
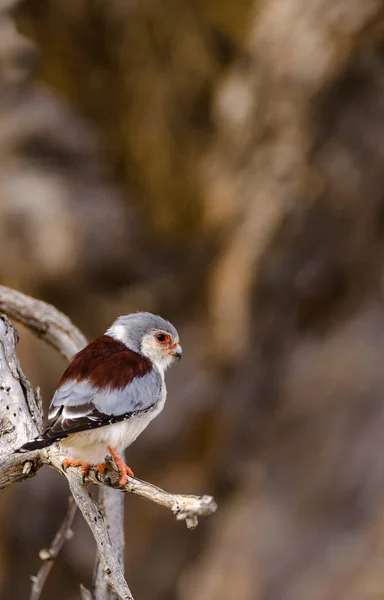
[62,458,90,479]
[107,446,134,485]
[94,461,108,482]
[96,462,108,474]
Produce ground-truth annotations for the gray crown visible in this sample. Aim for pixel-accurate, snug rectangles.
[108,312,178,353]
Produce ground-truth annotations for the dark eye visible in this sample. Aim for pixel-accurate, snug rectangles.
[155,333,170,344]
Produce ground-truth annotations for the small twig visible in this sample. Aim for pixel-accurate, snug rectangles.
[0,452,41,491]
[30,496,77,600]
[45,449,217,530]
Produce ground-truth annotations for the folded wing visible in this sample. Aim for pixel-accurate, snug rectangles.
[46,368,162,443]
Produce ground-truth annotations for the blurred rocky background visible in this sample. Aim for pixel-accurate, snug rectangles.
[1,0,384,598]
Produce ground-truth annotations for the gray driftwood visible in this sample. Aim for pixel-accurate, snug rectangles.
[0,286,217,600]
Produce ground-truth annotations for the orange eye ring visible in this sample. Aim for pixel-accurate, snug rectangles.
[155,333,170,344]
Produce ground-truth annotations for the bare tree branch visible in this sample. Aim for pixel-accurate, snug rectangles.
[0,451,41,490]
[66,473,134,600]
[0,297,128,599]
[45,449,217,530]
[0,286,124,598]
[0,316,42,482]
[0,285,87,360]
[0,286,217,600]
[30,496,77,600]
[93,483,125,599]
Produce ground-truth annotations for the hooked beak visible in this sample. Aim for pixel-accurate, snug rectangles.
[170,344,182,360]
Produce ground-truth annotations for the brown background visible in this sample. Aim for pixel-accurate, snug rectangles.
[1,0,384,598]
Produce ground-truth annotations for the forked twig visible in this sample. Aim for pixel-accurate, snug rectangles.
[30,497,77,600]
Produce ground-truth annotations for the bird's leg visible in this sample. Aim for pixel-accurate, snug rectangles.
[107,446,134,485]
[62,458,90,477]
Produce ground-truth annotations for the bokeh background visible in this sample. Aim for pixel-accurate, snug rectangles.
[1,0,384,598]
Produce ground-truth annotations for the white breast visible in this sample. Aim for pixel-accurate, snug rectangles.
[60,378,167,464]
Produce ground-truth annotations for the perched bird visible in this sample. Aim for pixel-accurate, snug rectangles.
[15,312,182,483]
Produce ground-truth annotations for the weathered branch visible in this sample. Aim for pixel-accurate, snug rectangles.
[30,496,77,600]
[0,316,42,483]
[93,474,125,599]
[45,448,218,530]
[0,285,87,360]
[0,292,127,599]
[0,286,217,600]
[0,286,122,598]
[0,451,41,490]
[67,474,134,600]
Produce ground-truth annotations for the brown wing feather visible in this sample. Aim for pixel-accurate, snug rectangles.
[58,335,152,390]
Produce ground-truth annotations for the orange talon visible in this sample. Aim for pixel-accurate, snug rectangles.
[96,462,108,474]
[62,458,90,477]
[124,464,134,478]
[81,463,90,476]
[108,446,134,485]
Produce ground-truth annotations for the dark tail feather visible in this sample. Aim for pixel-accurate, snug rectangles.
[14,436,56,453]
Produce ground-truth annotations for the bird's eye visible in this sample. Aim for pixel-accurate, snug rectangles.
[155,333,170,344]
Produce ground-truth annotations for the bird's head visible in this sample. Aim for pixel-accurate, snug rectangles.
[107,312,182,371]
